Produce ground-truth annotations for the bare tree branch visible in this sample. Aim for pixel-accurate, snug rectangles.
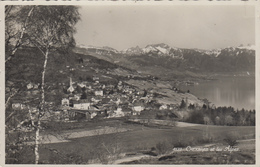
[6,6,35,63]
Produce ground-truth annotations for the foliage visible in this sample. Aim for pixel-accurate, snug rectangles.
[197,127,215,144]
[223,132,239,147]
[185,110,204,124]
[155,141,171,155]
[22,6,80,53]
[5,131,35,164]
[179,99,186,109]
[5,5,80,164]
[183,106,255,126]
[5,6,35,57]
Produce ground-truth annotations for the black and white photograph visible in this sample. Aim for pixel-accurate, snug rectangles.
[2,1,258,165]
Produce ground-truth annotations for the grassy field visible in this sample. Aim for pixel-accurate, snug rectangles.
[11,119,255,164]
[123,139,255,164]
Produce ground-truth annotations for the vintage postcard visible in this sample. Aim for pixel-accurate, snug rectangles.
[1,1,259,166]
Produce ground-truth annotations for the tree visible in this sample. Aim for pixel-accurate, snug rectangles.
[179,99,186,109]
[5,6,35,62]
[225,115,234,126]
[203,116,212,125]
[188,103,195,110]
[81,92,87,99]
[20,6,80,164]
[143,89,147,97]
[5,6,35,126]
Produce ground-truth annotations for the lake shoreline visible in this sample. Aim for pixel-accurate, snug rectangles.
[178,75,255,110]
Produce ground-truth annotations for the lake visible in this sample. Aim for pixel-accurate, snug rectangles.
[179,76,255,110]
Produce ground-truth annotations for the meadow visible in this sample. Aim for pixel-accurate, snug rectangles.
[11,118,254,164]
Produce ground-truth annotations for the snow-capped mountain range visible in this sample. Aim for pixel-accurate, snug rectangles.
[202,45,255,57]
[77,43,255,58]
[78,43,255,59]
[121,43,184,59]
[75,43,255,74]
[78,44,119,55]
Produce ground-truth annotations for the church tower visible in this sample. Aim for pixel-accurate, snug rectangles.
[67,77,75,94]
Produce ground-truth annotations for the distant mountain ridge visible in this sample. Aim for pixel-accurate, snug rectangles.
[78,43,255,57]
[78,44,119,56]
[75,43,255,78]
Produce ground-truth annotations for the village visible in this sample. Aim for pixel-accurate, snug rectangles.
[59,75,151,121]
[6,49,206,133]
[56,73,185,121]
[10,71,190,131]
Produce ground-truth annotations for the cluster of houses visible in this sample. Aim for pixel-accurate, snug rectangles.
[10,74,196,124]
[58,76,156,121]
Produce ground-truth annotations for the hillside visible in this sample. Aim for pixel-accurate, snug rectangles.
[6,47,138,107]
[74,44,255,79]
[6,46,204,110]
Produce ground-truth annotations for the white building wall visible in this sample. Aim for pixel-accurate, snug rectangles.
[74,103,90,110]
[133,106,144,112]
[95,91,103,96]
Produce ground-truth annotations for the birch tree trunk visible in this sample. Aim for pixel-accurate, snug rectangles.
[35,48,48,164]
[5,6,35,129]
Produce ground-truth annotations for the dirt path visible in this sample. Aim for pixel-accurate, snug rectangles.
[113,155,151,164]
[176,121,203,127]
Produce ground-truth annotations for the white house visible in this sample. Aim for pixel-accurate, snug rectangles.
[91,97,101,103]
[73,100,91,110]
[27,83,34,90]
[61,98,69,106]
[33,83,39,89]
[12,103,26,110]
[116,98,121,105]
[159,104,168,110]
[93,76,99,81]
[132,106,144,115]
[114,107,125,117]
[77,83,87,88]
[91,112,97,119]
[102,85,106,89]
[74,103,91,110]
[95,90,103,96]
[74,95,81,101]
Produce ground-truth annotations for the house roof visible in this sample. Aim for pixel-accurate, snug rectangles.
[79,99,92,103]
[69,108,98,113]
[133,101,145,106]
[72,99,91,104]
[69,109,90,114]
[102,98,110,103]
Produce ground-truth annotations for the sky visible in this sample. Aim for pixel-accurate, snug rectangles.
[74,5,255,51]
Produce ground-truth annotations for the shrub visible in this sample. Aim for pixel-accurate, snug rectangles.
[155,141,170,155]
[223,132,239,146]
[198,127,215,144]
[173,141,188,148]
[224,137,238,147]
[185,110,204,124]
[170,132,190,148]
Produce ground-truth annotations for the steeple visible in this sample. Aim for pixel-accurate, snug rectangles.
[70,77,73,86]
[67,77,75,94]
